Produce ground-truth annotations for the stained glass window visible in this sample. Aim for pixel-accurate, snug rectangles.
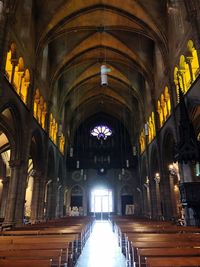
[91,125,112,140]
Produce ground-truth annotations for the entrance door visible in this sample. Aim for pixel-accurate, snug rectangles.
[91,188,113,220]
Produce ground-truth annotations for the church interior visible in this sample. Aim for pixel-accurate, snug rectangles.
[0,0,200,266]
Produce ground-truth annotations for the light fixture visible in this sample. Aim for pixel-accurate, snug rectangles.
[70,147,73,157]
[174,184,179,191]
[154,173,160,183]
[58,124,62,137]
[133,146,137,156]
[144,123,148,136]
[168,163,180,181]
[100,65,111,86]
[76,160,80,169]
[126,160,129,168]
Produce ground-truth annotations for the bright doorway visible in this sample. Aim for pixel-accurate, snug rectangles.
[90,188,113,220]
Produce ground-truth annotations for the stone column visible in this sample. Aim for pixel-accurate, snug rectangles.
[83,187,88,216]
[30,174,40,223]
[0,177,9,218]
[55,185,61,218]
[161,174,173,220]
[154,176,162,218]
[169,175,177,218]
[14,162,29,226]
[59,186,64,217]
[143,181,151,218]
[3,160,21,226]
[150,180,157,219]
[146,184,151,218]
[37,178,46,222]
[46,180,57,220]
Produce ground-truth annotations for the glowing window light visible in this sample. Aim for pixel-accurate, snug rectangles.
[91,125,112,140]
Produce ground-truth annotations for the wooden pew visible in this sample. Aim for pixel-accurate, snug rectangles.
[0,242,69,266]
[0,259,52,267]
[145,256,200,266]
[129,240,200,267]
[0,216,94,267]
[0,249,62,267]
[137,248,200,267]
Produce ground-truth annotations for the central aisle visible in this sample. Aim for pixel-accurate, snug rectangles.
[75,220,127,267]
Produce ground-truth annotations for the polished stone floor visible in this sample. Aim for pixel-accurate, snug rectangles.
[75,220,127,267]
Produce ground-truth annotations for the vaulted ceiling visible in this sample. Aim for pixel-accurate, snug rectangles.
[35,0,168,144]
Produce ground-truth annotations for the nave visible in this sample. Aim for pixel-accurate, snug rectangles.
[75,220,126,267]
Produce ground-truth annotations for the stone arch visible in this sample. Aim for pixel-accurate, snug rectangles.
[24,129,44,221]
[186,39,200,80]
[0,104,23,220]
[0,103,22,161]
[179,55,191,92]
[5,42,17,82]
[30,129,44,171]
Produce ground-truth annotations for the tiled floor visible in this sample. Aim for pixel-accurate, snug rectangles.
[75,220,127,267]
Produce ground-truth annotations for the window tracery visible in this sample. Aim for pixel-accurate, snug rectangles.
[33,89,46,130]
[157,86,171,128]
[174,39,199,103]
[5,44,30,105]
[139,129,145,154]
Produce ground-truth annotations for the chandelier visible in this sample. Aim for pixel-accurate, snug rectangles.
[91,125,112,140]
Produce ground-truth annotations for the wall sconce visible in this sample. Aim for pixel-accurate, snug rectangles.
[174,184,179,191]
[47,179,52,185]
[144,176,149,188]
[168,162,180,180]
[154,172,160,183]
